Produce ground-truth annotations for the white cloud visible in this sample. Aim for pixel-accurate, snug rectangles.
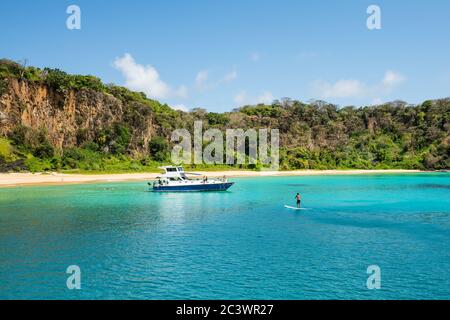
[313,71,406,100]
[382,70,406,89]
[250,52,260,62]
[223,69,238,82]
[234,90,274,106]
[195,68,237,90]
[195,70,209,89]
[173,104,189,112]
[314,79,367,99]
[257,91,274,104]
[113,53,186,100]
[234,90,247,105]
[176,85,188,98]
[371,98,384,106]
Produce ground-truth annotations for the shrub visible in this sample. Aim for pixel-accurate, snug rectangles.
[8,125,29,149]
[149,136,169,162]
[33,142,54,159]
[0,78,9,96]
[206,112,229,126]
[44,68,71,93]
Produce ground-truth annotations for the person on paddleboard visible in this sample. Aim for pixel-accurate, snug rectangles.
[295,193,301,208]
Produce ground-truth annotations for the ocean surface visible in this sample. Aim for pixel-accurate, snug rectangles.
[0,173,449,299]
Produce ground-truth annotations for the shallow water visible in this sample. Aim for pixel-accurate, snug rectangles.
[0,173,449,299]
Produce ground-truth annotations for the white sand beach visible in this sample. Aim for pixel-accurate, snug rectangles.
[0,170,423,187]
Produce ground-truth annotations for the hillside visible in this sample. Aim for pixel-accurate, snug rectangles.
[0,59,449,172]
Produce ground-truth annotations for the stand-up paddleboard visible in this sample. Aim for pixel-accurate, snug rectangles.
[284,205,310,210]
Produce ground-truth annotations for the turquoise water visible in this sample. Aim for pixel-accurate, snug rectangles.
[0,173,449,300]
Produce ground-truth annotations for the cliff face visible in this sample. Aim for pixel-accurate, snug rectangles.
[0,78,156,155]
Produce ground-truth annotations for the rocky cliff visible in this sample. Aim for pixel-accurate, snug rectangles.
[0,77,156,155]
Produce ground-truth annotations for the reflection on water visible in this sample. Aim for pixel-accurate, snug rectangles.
[0,173,449,299]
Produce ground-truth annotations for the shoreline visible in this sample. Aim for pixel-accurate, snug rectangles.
[0,169,429,188]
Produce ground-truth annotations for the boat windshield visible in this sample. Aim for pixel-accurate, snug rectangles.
[180,173,189,180]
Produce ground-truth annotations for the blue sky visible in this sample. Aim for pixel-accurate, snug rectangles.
[1,0,449,112]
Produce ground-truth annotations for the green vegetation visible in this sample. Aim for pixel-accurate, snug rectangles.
[0,59,107,93]
[149,136,169,162]
[0,138,14,161]
[0,59,449,173]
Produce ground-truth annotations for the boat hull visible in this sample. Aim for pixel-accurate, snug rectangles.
[152,182,234,192]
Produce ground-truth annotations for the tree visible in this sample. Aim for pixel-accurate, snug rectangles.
[149,136,169,162]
